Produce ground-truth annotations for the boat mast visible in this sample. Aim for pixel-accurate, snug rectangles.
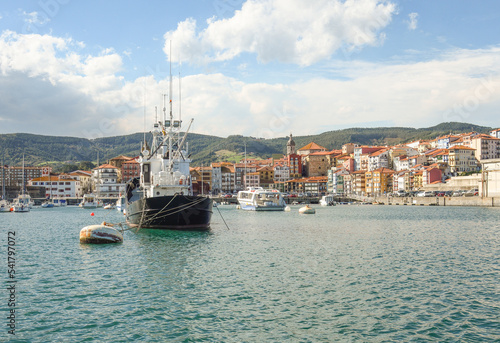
[1,156,5,200]
[22,154,25,195]
[244,142,247,189]
[168,40,173,172]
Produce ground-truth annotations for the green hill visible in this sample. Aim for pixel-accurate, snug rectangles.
[0,122,492,172]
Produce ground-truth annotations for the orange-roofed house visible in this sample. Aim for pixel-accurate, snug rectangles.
[490,128,500,139]
[121,157,140,183]
[68,170,92,194]
[297,142,327,156]
[413,170,424,189]
[257,166,274,188]
[352,170,366,195]
[109,155,132,169]
[368,149,390,171]
[28,175,81,198]
[448,146,478,175]
[422,167,442,186]
[305,150,339,177]
[190,166,212,195]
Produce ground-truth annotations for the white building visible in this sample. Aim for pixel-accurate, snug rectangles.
[368,149,390,171]
[29,175,81,198]
[327,168,349,194]
[470,134,500,161]
[274,165,290,183]
[481,158,500,197]
[92,164,125,197]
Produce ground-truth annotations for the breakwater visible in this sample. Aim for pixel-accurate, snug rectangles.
[356,195,500,207]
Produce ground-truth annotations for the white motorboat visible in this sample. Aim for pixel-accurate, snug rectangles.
[53,198,67,207]
[79,194,102,209]
[12,194,31,212]
[115,196,126,213]
[237,187,286,211]
[41,199,54,208]
[0,200,11,212]
[319,195,335,206]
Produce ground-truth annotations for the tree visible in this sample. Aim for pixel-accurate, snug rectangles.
[78,161,95,171]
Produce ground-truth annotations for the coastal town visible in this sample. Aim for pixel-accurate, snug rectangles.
[2,128,500,203]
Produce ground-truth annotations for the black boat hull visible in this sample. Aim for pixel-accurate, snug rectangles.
[126,195,213,231]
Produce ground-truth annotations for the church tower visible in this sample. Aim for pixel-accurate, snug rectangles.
[286,133,296,156]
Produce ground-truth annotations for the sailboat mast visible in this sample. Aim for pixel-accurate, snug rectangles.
[1,157,5,200]
[22,154,25,195]
[244,142,247,189]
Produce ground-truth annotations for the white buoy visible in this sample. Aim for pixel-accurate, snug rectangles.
[80,222,123,244]
[284,206,291,212]
[299,205,315,214]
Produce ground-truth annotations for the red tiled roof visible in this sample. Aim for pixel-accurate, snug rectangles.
[298,142,326,151]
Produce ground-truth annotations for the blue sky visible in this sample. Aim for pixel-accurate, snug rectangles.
[1,0,499,139]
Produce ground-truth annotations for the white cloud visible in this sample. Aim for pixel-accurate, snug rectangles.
[407,12,418,30]
[1,31,500,140]
[22,11,50,26]
[164,0,397,66]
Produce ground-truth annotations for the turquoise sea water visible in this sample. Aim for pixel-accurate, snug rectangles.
[1,204,499,342]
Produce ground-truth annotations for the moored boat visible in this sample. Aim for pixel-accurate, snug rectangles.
[79,193,102,209]
[41,199,54,208]
[53,198,67,207]
[319,195,335,206]
[125,62,212,231]
[237,187,286,211]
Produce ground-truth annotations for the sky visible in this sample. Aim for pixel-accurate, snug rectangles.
[0,0,500,139]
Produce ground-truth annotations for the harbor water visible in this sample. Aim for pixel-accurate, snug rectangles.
[1,205,499,342]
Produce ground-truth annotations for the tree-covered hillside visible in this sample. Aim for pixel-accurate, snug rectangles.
[0,122,492,171]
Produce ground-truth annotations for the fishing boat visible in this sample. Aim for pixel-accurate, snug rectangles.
[237,187,286,211]
[79,193,101,209]
[125,59,212,230]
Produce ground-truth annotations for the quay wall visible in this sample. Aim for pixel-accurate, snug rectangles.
[364,196,500,207]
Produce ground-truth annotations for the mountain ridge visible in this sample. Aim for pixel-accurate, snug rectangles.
[0,122,493,171]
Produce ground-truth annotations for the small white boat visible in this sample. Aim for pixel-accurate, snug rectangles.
[299,205,315,214]
[12,194,32,212]
[319,195,335,206]
[0,200,11,212]
[116,196,126,212]
[80,222,123,244]
[103,203,115,210]
[237,187,286,211]
[80,194,102,209]
[53,198,67,207]
[41,199,55,208]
